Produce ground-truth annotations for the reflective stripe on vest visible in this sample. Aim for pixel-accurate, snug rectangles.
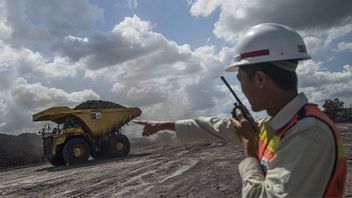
[258,103,346,197]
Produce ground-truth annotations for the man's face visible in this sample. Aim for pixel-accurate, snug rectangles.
[237,68,265,112]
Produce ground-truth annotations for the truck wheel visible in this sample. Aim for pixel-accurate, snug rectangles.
[108,134,130,158]
[48,157,64,166]
[63,138,90,165]
[94,148,108,159]
[48,148,66,166]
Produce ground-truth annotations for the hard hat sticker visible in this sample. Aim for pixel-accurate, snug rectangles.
[298,45,307,53]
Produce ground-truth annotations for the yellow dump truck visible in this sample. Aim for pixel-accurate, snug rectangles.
[33,102,141,166]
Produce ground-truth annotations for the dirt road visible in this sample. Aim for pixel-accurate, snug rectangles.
[0,142,243,197]
[0,124,351,197]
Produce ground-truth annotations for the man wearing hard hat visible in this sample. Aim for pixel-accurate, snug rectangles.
[134,23,346,197]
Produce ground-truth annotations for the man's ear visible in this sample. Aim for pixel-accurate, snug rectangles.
[254,71,267,88]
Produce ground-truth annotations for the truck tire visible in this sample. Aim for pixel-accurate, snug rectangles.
[63,138,90,165]
[48,158,65,166]
[48,147,66,166]
[108,134,130,158]
[94,146,108,159]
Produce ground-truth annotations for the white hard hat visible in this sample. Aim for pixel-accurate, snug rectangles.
[226,23,311,72]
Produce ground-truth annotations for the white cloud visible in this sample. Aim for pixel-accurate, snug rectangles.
[125,86,167,106]
[324,24,352,47]
[190,0,221,17]
[11,78,100,110]
[127,0,138,9]
[0,40,90,133]
[187,0,194,6]
[0,77,100,133]
[189,0,352,44]
[3,0,103,47]
[0,1,11,42]
[0,41,77,79]
[297,60,352,105]
[111,82,126,93]
[304,36,322,55]
[112,15,152,43]
[58,15,192,71]
[344,65,352,72]
[334,42,352,52]
[0,20,11,42]
[65,35,89,43]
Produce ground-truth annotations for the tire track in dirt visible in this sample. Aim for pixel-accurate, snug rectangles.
[0,132,351,197]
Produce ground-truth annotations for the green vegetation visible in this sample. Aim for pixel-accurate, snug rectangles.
[323,98,352,123]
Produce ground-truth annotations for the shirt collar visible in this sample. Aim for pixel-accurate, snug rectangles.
[268,92,308,130]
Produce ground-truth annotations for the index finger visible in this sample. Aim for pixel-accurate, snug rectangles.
[132,120,148,125]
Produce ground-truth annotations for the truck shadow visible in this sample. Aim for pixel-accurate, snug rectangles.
[35,152,153,172]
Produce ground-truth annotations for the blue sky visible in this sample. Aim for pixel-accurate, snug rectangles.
[0,0,351,135]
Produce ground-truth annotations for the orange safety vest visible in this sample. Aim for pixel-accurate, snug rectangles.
[258,103,346,197]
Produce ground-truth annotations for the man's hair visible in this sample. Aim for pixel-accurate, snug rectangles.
[240,61,298,91]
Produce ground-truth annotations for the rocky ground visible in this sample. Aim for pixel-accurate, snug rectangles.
[0,124,351,197]
[340,124,352,197]
[0,141,242,197]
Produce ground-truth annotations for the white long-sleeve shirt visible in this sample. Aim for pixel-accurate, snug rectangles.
[175,93,336,197]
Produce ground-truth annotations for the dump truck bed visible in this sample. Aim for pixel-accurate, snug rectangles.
[33,106,142,137]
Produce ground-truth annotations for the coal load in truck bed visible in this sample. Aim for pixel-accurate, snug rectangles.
[74,100,126,110]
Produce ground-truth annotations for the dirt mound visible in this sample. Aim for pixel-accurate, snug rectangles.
[0,133,43,168]
[74,100,126,110]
